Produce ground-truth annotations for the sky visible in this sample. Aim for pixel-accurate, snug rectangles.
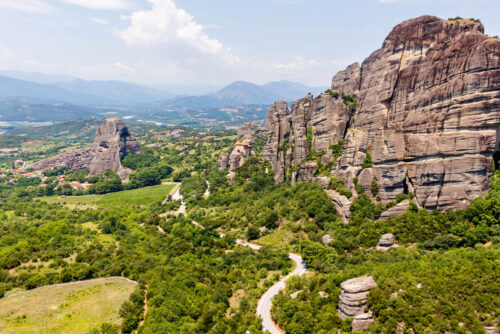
[0,0,498,87]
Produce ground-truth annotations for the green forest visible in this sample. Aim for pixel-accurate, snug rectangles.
[0,122,498,334]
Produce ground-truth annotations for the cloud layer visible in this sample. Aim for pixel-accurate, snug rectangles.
[118,0,239,63]
[58,0,129,10]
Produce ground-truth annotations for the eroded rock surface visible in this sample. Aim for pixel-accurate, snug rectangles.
[338,275,377,330]
[26,118,141,178]
[379,200,411,220]
[263,16,500,213]
[219,122,259,171]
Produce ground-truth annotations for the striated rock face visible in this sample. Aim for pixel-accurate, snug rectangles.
[338,275,377,331]
[218,154,229,170]
[333,16,500,211]
[331,62,361,96]
[263,92,351,184]
[88,118,141,178]
[27,118,141,178]
[262,101,291,183]
[311,93,351,154]
[297,162,317,182]
[263,16,500,214]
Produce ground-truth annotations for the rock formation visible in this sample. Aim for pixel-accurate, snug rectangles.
[338,275,378,331]
[376,233,398,251]
[237,121,265,139]
[262,16,500,214]
[379,200,411,220]
[219,122,261,171]
[26,118,141,178]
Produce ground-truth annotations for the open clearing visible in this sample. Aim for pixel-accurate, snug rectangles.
[0,277,136,334]
[41,184,175,208]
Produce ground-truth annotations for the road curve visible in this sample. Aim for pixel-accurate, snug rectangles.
[169,183,306,333]
[257,253,306,334]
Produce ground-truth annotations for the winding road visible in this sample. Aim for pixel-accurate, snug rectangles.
[257,253,307,334]
[164,182,306,334]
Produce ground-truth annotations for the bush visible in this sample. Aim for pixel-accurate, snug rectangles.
[247,226,260,240]
[362,151,373,169]
[371,175,379,197]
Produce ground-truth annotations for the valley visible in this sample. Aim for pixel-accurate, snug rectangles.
[0,12,498,334]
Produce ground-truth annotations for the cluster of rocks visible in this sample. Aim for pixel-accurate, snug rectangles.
[338,275,378,331]
[26,118,141,178]
[219,122,263,171]
[261,15,500,214]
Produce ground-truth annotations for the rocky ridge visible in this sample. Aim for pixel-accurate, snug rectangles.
[262,16,500,213]
[26,118,141,178]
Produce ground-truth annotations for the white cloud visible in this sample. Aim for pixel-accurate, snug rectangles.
[114,62,135,73]
[58,0,129,10]
[90,17,109,25]
[117,0,240,64]
[0,0,54,13]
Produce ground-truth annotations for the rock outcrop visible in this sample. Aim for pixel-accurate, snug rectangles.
[262,16,500,214]
[376,233,399,251]
[26,118,141,178]
[338,275,378,331]
[379,200,411,220]
[219,122,260,171]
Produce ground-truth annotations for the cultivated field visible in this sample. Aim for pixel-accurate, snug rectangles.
[0,277,136,334]
[42,183,176,208]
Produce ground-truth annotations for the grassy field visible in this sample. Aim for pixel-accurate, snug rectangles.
[256,228,296,250]
[0,277,136,334]
[41,184,176,209]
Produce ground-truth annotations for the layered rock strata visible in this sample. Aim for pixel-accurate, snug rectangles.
[263,16,500,213]
[338,275,378,331]
[26,118,141,178]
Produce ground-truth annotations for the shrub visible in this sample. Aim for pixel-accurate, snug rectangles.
[371,175,379,197]
[362,151,373,169]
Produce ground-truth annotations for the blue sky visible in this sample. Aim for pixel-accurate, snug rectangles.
[0,0,498,86]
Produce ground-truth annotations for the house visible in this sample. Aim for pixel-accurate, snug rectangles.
[8,178,18,184]
[70,182,85,190]
[233,141,252,154]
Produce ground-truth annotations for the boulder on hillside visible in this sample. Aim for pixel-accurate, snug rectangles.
[322,234,334,245]
[379,200,410,220]
[338,275,377,330]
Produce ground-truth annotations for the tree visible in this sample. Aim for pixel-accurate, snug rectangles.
[247,226,260,240]
[127,168,161,189]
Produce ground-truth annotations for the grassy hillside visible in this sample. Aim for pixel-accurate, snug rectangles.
[0,277,136,334]
[41,184,176,209]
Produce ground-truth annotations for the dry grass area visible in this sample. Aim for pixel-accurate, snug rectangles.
[0,277,136,334]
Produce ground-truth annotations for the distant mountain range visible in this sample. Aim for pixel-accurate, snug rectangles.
[0,71,327,122]
[152,81,326,109]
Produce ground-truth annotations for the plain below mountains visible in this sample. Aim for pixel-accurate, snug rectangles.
[0,73,325,122]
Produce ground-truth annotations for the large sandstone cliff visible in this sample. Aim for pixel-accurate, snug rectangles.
[27,118,141,178]
[263,16,500,212]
